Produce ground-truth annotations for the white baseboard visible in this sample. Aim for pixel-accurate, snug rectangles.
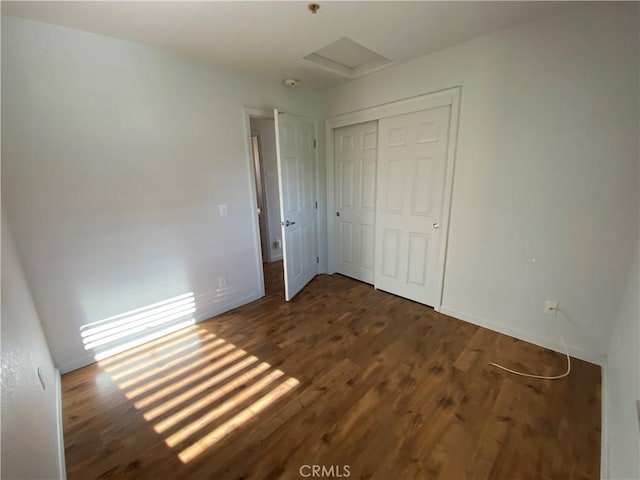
[58,354,96,375]
[55,369,67,480]
[58,290,264,374]
[439,306,603,366]
[194,291,263,325]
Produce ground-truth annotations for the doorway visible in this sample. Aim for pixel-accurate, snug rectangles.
[245,107,320,302]
[251,134,268,260]
[248,113,284,295]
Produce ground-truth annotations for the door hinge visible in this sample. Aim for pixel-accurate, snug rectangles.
[316,256,319,263]
[313,139,317,148]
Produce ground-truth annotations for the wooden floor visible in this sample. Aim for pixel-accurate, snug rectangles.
[62,262,601,479]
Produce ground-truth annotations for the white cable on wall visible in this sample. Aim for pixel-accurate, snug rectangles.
[489,321,571,380]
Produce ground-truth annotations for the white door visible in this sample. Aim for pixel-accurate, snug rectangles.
[375,105,451,306]
[274,109,318,301]
[334,121,378,284]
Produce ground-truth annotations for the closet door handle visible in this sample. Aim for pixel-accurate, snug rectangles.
[285,220,296,227]
[432,223,440,230]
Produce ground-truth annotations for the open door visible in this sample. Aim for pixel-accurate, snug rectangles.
[274,109,318,301]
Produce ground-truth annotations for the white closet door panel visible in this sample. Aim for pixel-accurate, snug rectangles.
[374,106,451,306]
[335,121,378,284]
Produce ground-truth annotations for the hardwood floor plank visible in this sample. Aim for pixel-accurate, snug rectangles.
[62,261,601,479]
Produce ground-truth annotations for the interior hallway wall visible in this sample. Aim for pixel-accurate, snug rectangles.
[250,116,283,262]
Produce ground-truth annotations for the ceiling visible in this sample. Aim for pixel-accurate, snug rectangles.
[2,1,581,91]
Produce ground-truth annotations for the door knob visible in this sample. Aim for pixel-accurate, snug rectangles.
[432,223,440,230]
[336,212,341,217]
[285,220,296,227]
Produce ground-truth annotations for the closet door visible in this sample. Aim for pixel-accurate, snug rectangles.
[375,105,451,306]
[334,121,378,284]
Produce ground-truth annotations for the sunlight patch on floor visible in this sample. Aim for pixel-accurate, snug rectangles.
[115,339,230,389]
[141,355,260,420]
[96,319,300,464]
[177,376,300,463]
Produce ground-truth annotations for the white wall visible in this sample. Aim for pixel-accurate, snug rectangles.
[1,16,324,372]
[604,239,640,479]
[602,13,640,478]
[250,117,283,262]
[1,211,65,479]
[325,3,639,363]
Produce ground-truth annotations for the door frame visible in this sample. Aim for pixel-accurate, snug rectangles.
[325,87,461,311]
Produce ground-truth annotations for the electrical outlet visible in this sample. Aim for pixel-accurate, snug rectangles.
[544,300,559,314]
[218,276,227,288]
[218,204,228,216]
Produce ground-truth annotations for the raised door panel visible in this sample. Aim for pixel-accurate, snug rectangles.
[340,160,356,208]
[360,224,375,270]
[407,232,429,286]
[381,228,401,279]
[289,228,303,279]
[361,160,376,211]
[285,156,300,214]
[339,221,354,264]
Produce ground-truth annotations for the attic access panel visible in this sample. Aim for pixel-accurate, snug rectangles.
[304,37,392,79]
